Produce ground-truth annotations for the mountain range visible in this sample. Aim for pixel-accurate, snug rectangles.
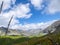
[0,20,60,36]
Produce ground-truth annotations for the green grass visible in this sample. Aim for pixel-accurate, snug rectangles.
[0,36,30,45]
[0,35,23,39]
[0,32,60,45]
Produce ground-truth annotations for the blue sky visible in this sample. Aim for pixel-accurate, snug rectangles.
[0,0,60,30]
[16,0,60,24]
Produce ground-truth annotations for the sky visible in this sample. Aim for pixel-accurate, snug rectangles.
[0,0,60,30]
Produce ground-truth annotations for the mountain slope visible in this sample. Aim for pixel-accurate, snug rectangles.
[43,20,60,33]
[0,20,60,36]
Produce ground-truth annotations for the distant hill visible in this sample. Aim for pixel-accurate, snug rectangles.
[43,20,60,34]
[0,20,60,36]
[0,27,22,36]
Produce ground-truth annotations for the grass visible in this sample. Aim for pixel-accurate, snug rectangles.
[0,36,30,45]
[0,35,23,39]
[0,32,60,45]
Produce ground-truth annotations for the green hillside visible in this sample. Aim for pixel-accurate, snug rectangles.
[0,32,60,45]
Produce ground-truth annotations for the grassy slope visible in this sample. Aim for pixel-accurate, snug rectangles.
[0,32,60,45]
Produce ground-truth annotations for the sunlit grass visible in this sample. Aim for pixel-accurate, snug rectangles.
[0,32,60,45]
[0,35,24,39]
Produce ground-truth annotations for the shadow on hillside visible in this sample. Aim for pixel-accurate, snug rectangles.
[13,34,60,45]
[0,37,30,45]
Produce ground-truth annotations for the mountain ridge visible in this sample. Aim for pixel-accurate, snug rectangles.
[0,20,60,36]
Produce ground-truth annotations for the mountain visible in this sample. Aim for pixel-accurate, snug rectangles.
[0,27,22,36]
[43,20,60,33]
[25,20,60,36]
[0,20,60,36]
[52,20,60,34]
[0,27,33,36]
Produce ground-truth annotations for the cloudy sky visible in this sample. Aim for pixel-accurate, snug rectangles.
[0,0,60,30]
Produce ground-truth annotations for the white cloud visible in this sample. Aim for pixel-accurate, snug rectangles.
[0,0,16,11]
[0,0,32,28]
[11,20,57,30]
[30,0,44,10]
[45,0,60,14]
[30,0,60,14]
[13,3,32,18]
